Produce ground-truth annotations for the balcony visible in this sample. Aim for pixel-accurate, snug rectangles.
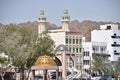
[111,36,120,38]
[92,53,110,57]
[111,44,120,47]
[114,52,120,55]
[111,34,120,38]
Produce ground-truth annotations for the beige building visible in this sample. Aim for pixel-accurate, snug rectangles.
[38,9,85,71]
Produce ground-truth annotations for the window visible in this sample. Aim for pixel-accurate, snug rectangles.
[83,52,86,56]
[79,48,82,53]
[79,39,82,44]
[66,38,68,44]
[114,50,120,55]
[107,26,111,29]
[114,42,117,44]
[111,33,120,38]
[69,39,71,44]
[69,47,71,52]
[76,39,78,44]
[41,18,46,20]
[112,42,120,47]
[93,48,95,53]
[114,33,116,36]
[73,47,75,53]
[76,48,78,53]
[83,52,90,56]
[73,39,75,44]
[114,53,120,55]
[83,60,90,65]
[101,48,104,53]
[87,52,89,56]
[114,50,117,53]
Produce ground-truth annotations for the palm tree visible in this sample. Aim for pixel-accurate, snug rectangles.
[115,57,120,77]
[92,56,107,76]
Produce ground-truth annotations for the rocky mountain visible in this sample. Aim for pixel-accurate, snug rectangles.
[0,20,120,41]
[70,20,120,41]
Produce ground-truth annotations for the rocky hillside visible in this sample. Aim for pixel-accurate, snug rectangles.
[0,20,120,41]
[70,20,120,41]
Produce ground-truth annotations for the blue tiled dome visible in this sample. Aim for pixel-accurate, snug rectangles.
[55,44,68,51]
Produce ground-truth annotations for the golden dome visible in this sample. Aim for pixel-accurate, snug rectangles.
[34,55,57,66]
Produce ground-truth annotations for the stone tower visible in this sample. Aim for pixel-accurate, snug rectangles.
[61,9,70,32]
[38,10,46,34]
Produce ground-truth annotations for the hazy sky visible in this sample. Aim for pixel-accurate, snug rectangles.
[0,0,120,25]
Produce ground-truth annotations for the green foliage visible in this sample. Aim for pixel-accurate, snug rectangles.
[0,24,37,70]
[115,57,120,73]
[0,56,10,80]
[35,32,55,56]
[92,56,107,73]
[108,70,117,78]
[0,57,7,64]
[0,24,55,71]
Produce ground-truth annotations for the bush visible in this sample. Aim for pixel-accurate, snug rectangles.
[108,71,117,78]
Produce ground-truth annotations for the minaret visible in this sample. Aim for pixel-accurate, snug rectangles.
[61,9,70,32]
[38,10,46,34]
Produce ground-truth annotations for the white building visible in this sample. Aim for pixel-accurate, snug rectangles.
[92,24,120,63]
[83,42,110,70]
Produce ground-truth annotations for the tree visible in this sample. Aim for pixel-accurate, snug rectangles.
[92,56,107,76]
[0,56,11,80]
[0,24,37,80]
[0,25,55,80]
[35,32,55,56]
[115,57,120,76]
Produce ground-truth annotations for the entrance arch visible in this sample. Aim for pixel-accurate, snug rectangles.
[55,44,76,78]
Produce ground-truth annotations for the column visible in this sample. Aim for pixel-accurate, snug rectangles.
[43,70,47,80]
[56,69,59,80]
[62,51,66,79]
[31,70,35,80]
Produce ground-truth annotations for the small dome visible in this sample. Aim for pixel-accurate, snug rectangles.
[64,9,68,14]
[40,10,44,15]
[56,44,68,51]
[35,55,57,66]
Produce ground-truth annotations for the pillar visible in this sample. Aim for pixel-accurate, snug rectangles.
[56,69,59,80]
[62,51,66,78]
[43,70,47,80]
[31,70,35,80]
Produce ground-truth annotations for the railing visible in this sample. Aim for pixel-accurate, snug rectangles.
[111,44,120,47]
[111,35,120,38]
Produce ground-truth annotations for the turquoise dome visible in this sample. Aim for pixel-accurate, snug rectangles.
[56,44,68,51]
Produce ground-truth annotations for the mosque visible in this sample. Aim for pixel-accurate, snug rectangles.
[38,9,85,70]
[29,9,87,80]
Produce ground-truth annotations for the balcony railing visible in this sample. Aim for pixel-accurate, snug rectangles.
[92,53,110,57]
[111,44,120,47]
[111,35,120,38]
[114,52,120,55]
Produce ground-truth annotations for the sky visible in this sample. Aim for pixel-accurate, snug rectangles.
[0,0,120,26]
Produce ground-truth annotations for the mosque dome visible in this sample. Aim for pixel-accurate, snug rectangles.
[55,44,68,51]
[34,55,57,66]
[64,9,68,14]
[40,10,44,15]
